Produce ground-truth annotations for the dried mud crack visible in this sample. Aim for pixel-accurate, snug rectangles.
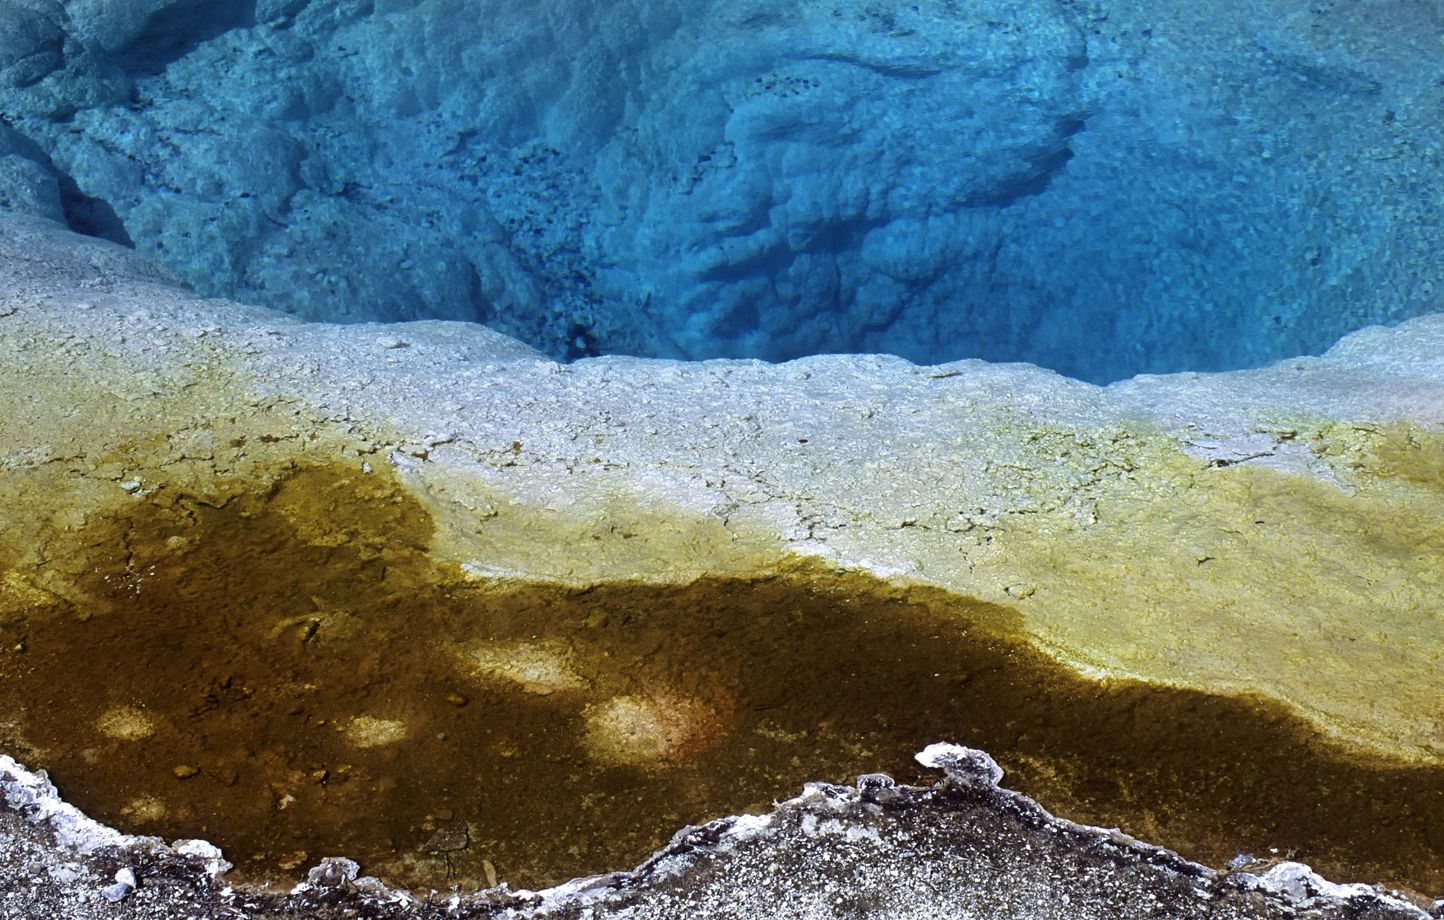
[0,462,1440,896]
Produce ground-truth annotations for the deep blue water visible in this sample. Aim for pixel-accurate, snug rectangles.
[1,0,1441,382]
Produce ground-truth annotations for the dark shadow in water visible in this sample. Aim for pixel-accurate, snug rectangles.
[0,464,1439,894]
[111,0,259,74]
[57,175,133,247]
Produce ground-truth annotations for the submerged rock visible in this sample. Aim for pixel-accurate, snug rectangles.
[0,0,1441,378]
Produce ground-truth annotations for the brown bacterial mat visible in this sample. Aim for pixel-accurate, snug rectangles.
[0,463,1440,894]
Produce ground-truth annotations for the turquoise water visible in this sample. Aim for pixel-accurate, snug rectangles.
[0,0,1440,382]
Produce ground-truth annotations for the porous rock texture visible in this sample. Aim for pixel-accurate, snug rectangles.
[0,0,1442,379]
[3,746,1439,919]
[1,212,1443,914]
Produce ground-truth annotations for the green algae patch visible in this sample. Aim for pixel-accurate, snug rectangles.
[988,424,1444,765]
[0,462,1442,895]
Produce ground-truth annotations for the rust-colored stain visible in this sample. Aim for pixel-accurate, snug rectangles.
[0,463,1439,894]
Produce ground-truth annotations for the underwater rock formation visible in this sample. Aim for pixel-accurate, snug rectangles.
[0,0,1441,379]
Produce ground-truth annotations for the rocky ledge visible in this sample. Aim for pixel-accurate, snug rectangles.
[3,747,1439,919]
[0,212,1442,915]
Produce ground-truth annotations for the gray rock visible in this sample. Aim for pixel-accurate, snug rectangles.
[2,749,1438,919]
[0,125,63,220]
[0,1,63,88]
[62,0,253,60]
[97,868,135,902]
[0,157,61,221]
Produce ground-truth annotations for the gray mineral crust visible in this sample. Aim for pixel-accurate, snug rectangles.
[2,747,1439,920]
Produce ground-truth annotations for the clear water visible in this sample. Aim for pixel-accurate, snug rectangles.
[1,0,1441,381]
